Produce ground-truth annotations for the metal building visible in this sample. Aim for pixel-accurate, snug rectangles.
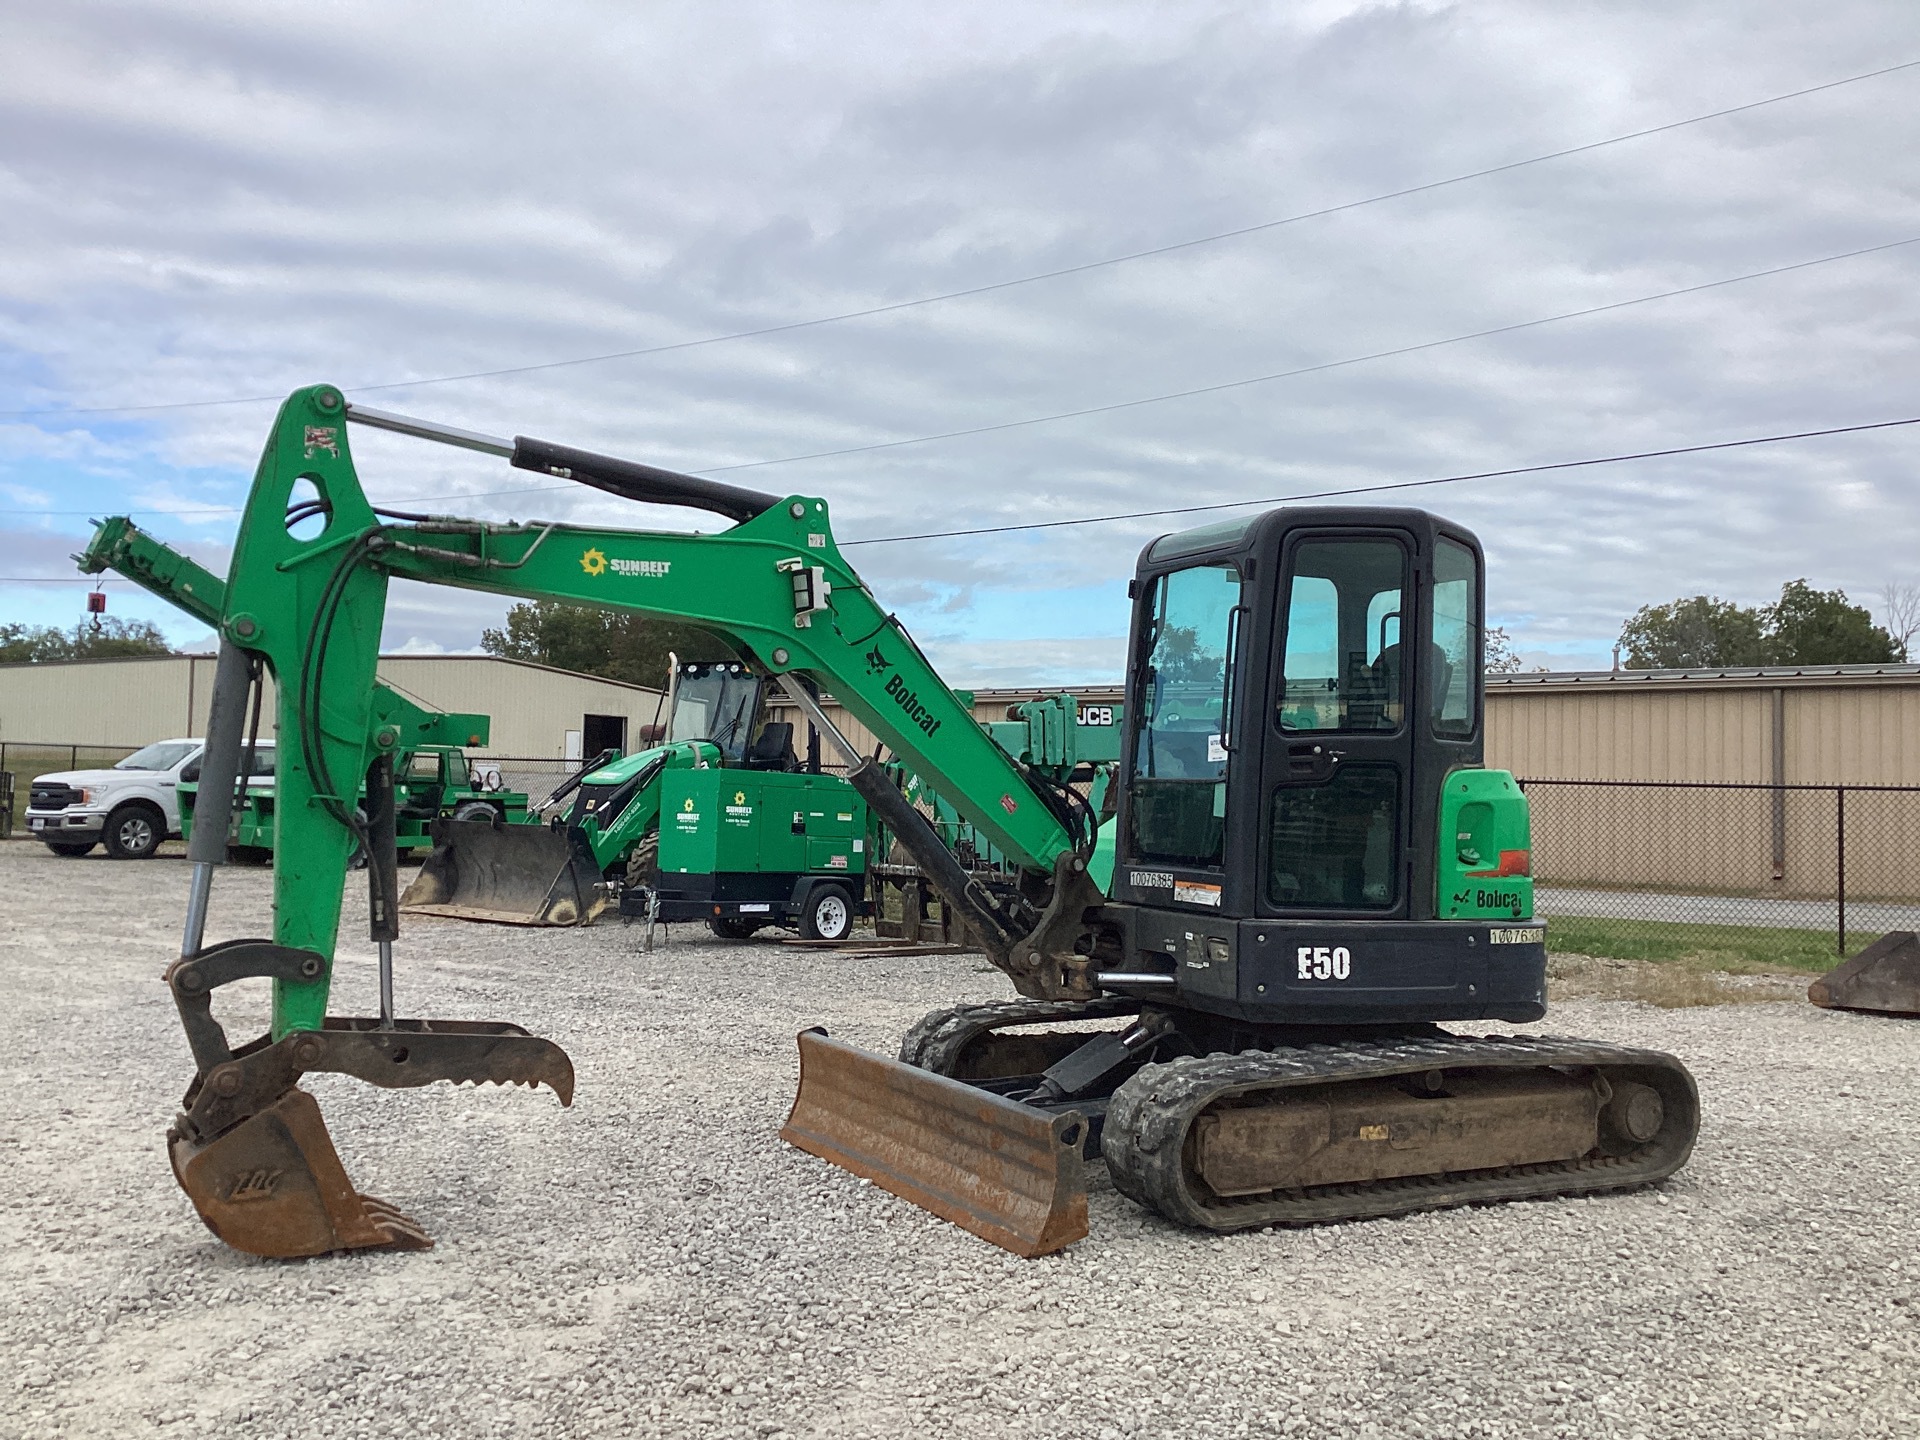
[0,653,665,760]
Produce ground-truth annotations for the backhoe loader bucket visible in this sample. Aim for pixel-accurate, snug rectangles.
[1809,931,1920,1016]
[780,1028,1088,1257]
[401,817,609,926]
[170,1087,432,1258]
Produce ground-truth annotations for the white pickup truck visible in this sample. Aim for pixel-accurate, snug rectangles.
[25,738,276,859]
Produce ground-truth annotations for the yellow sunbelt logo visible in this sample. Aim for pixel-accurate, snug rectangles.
[580,547,608,577]
[682,797,695,812]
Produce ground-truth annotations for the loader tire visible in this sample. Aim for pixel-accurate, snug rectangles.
[624,828,660,887]
[450,800,497,823]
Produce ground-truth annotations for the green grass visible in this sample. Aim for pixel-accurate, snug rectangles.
[1546,914,1849,974]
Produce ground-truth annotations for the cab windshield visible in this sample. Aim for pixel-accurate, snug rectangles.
[115,741,198,772]
[667,668,760,763]
[1127,562,1242,868]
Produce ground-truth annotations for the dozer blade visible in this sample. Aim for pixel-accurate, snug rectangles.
[780,1028,1088,1258]
[401,817,608,926]
[170,1087,432,1259]
[1809,931,1920,1016]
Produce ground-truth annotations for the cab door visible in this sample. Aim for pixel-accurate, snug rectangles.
[1261,529,1417,918]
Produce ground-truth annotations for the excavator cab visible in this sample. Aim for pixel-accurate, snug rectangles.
[1105,506,1548,1024]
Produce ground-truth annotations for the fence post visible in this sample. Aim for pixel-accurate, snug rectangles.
[1836,786,1846,957]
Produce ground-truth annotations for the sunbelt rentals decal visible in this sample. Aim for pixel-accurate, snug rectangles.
[580,546,670,579]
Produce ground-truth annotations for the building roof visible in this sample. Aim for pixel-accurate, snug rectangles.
[1,650,661,691]
[1488,663,1920,690]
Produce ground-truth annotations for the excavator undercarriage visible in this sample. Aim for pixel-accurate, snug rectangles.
[786,999,1697,1255]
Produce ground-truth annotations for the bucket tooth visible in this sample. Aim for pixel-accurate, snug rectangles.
[780,1028,1088,1258]
[1809,931,1920,1016]
[401,818,607,926]
[170,1088,433,1258]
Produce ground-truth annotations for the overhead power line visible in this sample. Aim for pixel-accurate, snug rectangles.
[2,57,1913,422]
[2,413,1914,584]
[694,235,1920,474]
[4,229,1914,526]
[841,415,1920,544]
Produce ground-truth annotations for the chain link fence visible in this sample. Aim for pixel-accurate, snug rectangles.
[480,756,604,812]
[1521,779,1920,966]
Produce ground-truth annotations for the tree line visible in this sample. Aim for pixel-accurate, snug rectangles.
[0,619,172,664]
[1616,579,1915,670]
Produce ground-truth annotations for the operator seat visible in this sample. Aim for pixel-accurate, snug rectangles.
[744,722,799,771]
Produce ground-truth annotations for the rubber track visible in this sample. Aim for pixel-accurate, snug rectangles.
[1103,1032,1699,1232]
[899,997,1143,1074]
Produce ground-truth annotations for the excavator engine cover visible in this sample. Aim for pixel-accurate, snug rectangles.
[780,1029,1088,1258]
[402,816,608,926]
[1809,931,1920,1016]
[170,1087,431,1258]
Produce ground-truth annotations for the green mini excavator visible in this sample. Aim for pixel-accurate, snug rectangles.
[161,386,1697,1260]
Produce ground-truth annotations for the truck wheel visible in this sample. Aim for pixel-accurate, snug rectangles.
[450,800,498,823]
[46,840,96,857]
[709,916,764,940]
[800,884,855,942]
[103,803,164,859]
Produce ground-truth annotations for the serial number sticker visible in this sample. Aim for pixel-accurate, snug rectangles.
[1489,927,1546,945]
[1173,881,1222,907]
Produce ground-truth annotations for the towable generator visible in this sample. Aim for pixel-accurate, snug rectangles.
[161,386,1697,1260]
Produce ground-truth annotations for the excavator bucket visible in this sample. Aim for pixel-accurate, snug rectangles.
[169,1087,432,1258]
[1809,931,1920,1016]
[779,1028,1088,1258]
[401,817,609,926]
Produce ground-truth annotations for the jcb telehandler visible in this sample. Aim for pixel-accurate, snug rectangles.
[160,386,1698,1260]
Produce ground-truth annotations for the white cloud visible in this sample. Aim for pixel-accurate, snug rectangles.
[2,1,1918,679]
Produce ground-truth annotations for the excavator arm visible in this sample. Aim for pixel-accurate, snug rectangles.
[156,384,1107,1259]
[273,385,1105,1005]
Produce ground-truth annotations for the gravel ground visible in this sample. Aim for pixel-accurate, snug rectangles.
[2,839,1916,1440]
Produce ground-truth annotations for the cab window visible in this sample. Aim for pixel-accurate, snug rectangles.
[1430,538,1479,739]
[1277,539,1408,732]
[1127,562,1241,868]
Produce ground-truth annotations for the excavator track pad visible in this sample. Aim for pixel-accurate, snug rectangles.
[401,817,608,926]
[1105,1032,1698,1231]
[780,1028,1089,1258]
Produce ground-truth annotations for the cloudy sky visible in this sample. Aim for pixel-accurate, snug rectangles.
[4,1,1919,683]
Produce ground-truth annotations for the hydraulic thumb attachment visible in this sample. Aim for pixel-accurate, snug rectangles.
[166,940,575,1258]
[169,642,573,1259]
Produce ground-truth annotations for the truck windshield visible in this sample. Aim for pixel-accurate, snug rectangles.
[668,667,760,763]
[1127,562,1242,868]
[115,741,198,771]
